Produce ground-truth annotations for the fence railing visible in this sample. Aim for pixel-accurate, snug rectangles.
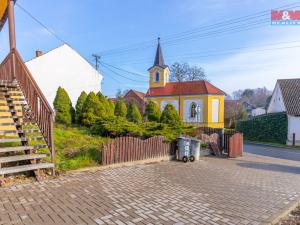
[102,136,174,165]
[0,50,55,163]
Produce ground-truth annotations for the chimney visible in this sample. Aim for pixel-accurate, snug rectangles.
[35,50,43,57]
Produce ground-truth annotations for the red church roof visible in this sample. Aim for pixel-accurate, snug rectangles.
[145,80,226,97]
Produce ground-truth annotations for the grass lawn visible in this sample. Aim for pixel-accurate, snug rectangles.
[54,125,109,170]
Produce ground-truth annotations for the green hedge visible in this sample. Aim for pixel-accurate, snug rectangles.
[236,112,288,144]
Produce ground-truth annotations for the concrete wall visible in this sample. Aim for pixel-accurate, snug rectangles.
[26,44,103,108]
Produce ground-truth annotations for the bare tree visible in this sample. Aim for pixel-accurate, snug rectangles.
[170,62,206,82]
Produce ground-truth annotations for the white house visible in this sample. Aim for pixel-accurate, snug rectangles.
[267,79,300,145]
[251,107,266,117]
[26,44,103,107]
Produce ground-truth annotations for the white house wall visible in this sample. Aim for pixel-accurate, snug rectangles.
[212,99,220,123]
[26,44,103,108]
[267,83,286,113]
[287,115,300,145]
[183,99,203,122]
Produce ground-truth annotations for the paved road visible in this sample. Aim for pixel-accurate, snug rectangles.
[245,143,300,161]
[0,144,300,225]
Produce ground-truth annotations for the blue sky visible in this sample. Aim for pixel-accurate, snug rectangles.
[1,0,300,97]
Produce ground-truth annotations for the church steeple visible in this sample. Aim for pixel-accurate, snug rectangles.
[148,37,170,88]
[153,37,166,67]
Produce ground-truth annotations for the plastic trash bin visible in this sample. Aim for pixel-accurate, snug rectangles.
[190,138,201,161]
[177,136,190,163]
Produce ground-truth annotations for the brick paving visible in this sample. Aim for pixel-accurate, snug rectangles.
[1,146,300,224]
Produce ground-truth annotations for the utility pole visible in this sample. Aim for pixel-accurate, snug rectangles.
[92,54,101,71]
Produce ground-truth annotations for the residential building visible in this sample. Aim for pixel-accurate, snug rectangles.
[123,90,146,114]
[267,79,300,145]
[26,44,103,107]
[145,39,226,128]
[251,107,266,117]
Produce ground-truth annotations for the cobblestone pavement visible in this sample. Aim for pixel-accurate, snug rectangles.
[1,145,300,225]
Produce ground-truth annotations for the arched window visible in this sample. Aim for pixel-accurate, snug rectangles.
[190,102,197,118]
[154,72,160,82]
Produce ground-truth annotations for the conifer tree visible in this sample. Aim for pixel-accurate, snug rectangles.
[53,87,73,126]
[145,101,161,122]
[160,104,182,126]
[114,99,127,117]
[127,102,142,123]
[75,91,87,124]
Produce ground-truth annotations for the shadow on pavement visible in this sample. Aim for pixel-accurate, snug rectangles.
[237,161,300,174]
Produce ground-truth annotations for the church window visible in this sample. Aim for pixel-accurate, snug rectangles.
[190,102,197,118]
[154,72,160,82]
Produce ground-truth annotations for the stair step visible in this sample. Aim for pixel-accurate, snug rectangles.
[0,163,54,175]
[0,87,20,91]
[0,122,34,126]
[0,129,40,135]
[0,145,47,153]
[0,103,27,107]
[0,136,44,143]
[0,93,23,97]
[0,82,18,88]
[0,115,32,119]
[0,109,23,113]
[0,98,25,101]
[0,154,47,163]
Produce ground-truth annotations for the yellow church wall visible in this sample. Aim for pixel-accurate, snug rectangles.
[147,95,224,128]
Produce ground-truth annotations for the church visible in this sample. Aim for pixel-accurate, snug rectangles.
[145,39,226,128]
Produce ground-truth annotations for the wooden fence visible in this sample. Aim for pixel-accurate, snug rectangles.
[102,136,174,165]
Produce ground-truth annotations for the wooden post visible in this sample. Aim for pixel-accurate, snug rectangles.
[8,0,16,80]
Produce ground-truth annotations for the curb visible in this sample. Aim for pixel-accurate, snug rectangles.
[65,156,175,174]
[262,196,300,225]
[245,141,300,152]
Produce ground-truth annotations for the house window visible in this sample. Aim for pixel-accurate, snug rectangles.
[190,102,197,118]
[154,72,160,82]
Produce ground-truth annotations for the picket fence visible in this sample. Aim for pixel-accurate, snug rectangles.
[102,136,174,165]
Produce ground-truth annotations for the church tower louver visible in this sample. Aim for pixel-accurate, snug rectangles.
[148,38,170,88]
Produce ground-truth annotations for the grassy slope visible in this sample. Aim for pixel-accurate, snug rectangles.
[54,125,109,170]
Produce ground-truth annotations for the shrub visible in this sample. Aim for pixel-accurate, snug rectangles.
[91,117,143,137]
[114,99,127,117]
[96,92,114,117]
[53,87,73,126]
[145,101,161,122]
[236,112,288,144]
[75,91,87,124]
[81,92,107,127]
[127,102,142,123]
[160,104,182,126]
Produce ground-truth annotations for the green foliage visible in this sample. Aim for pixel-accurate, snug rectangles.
[96,91,114,117]
[75,91,87,124]
[81,92,106,127]
[91,117,143,137]
[127,102,142,123]
[54,124,109,170]
[145,101,161,122]
[53,87,73,126]
[236,112,288,144]
[160,104,182,126]
[114,99,127,117]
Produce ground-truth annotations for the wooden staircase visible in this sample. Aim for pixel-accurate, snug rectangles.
[0,81,54,177]
[0,49,55,180]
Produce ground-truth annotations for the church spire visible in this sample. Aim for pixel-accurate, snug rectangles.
[153,37,166,67]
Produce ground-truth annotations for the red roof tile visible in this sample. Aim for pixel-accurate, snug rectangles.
[145,80,226,97]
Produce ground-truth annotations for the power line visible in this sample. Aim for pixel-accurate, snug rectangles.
[16,3,66,44]
[101,62,148,78]
[100,63,148,83]
[92,54,101,71]
[98,1,300,56]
